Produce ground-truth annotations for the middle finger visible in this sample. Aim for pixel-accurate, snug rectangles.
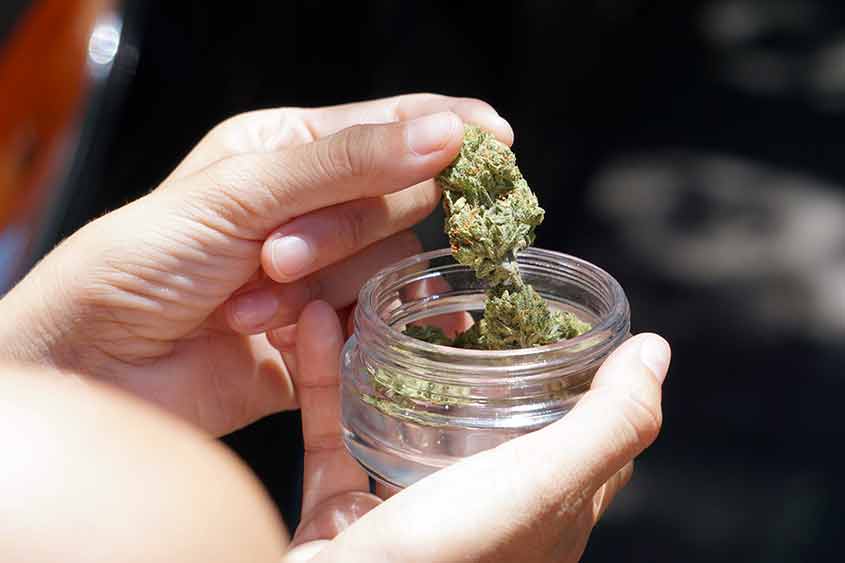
[226,230,421,334]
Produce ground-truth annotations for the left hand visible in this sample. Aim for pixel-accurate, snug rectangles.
[276,302,670,562]
[0,94,513,436]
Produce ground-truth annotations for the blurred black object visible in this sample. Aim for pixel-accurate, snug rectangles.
[0,0,139,288]
[5,1,845,560]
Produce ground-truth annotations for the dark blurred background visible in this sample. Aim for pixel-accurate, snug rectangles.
[2,0,844,560]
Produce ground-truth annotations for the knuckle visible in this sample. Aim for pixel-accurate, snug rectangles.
[211,111,265,153]
[322,125,374,179]
[614,385,663,448]
[337,205,370,253]
[303,432,345,453]
[212,108,316,153]
[264,107,315,147]
[395,92,445,115]
[457,96,495,112]
[206,155,284,229]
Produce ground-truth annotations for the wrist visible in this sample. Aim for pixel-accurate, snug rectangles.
[0,280,57,367]
[0,240,86,370]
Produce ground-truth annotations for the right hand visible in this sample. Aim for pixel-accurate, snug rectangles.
[282,301,670,562]
[0,94,512,436]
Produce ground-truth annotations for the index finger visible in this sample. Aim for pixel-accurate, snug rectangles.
[169,93,513,181]
[307,93,513,145]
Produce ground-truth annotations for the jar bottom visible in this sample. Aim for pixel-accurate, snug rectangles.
[341,377,564,490]
[343,427,445,490]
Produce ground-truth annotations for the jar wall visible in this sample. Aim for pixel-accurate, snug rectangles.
[341,248,629,490]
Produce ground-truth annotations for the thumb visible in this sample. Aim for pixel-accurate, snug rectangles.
[309,333,670,563]
[513,332,668,495]
[168,111,465,240]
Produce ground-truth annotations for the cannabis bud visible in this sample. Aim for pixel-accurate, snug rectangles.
[438,124,543,286]
[406,124,591,349]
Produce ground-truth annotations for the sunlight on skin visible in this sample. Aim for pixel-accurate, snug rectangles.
[0,94,514,437]
[272,301,669,562]
[0,364,287,562]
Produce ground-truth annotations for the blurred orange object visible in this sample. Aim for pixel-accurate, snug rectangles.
[0,0,110,275]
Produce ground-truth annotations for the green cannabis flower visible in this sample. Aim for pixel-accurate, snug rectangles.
[402,324,452,346]
[479,285,592,349]
[439,125,543,286]
[406,124,591,350]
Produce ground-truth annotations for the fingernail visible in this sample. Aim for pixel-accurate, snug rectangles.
[639,335,671,384]
[271,235,314,279]
[268,325,297,351]
[406,112,460,155]
[230,290,279,330]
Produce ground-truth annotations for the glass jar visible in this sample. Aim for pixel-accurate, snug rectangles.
[340,247,629,490]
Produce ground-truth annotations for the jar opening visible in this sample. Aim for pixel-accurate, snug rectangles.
[354,247,630,382]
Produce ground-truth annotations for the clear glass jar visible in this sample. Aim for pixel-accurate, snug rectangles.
[340,247,630,490]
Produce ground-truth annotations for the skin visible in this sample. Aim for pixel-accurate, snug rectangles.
[0,94,671,562]
[278,304,670,563]
[0,93,513,436]
[0,363,287,563]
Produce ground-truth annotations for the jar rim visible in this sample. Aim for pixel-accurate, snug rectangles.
[356,247,629,366]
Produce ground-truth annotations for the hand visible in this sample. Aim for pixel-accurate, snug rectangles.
[276,302,670,562]
[0,94,514,436]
